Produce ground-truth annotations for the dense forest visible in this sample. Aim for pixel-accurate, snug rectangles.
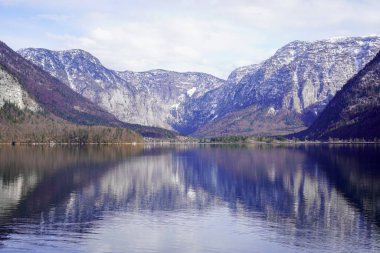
[0,102,143,144]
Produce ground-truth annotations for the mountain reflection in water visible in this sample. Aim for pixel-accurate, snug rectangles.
[0,144,379,253]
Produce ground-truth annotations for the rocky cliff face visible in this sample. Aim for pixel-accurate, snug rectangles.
[18,48,225,129]
[0,66,40,112]
[118,69,225,128]
[2,43,175,138]
[0,41,127,127]
[298,50,380,140]
[18,36,380,136]
[192,36,380,136]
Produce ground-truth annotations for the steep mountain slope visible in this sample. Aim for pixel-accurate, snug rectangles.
[18,48,225,129]
[192,36,380,136]
[118,69,225,128]
[0,63,142,143]
[0,41,125,126]
[18,36,380,137]
[173,64,262,134]
[0,65,41,112]
[0,41,175,138]
[297,50,380,140]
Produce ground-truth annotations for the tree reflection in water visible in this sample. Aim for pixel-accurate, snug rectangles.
[0,144,379,251]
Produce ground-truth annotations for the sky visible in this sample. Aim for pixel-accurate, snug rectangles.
[1,0,380,79]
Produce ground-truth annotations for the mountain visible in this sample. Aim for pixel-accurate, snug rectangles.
[0,41,127,126]
[173,64,262,134]
[0,64,41,113]
[0,41,174,139]
[0,64,142,143]
[296,50,380,140]
[18,48,225,130]
[191,36,380,136]
[18,36,380,137]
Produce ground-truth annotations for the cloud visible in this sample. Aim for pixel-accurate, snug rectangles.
[229,0,380,29]
[1,0,380,78]
[45,17,268,77]
[34,14,71,22]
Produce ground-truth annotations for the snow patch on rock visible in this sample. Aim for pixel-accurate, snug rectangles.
[187,87,197,97]
[267,107,277,116]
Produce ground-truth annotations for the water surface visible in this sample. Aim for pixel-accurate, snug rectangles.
[0,144,379,252]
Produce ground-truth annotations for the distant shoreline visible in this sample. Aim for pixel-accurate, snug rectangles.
[0,140,379,146]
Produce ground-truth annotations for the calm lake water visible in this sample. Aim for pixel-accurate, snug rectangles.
[0,144,379,253]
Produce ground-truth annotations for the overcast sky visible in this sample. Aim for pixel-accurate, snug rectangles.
[1,0,380,78]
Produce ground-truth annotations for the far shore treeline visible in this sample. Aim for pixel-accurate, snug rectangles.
[0,102,142,144]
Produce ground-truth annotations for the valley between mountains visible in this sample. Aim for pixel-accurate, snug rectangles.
[1,36,380,141]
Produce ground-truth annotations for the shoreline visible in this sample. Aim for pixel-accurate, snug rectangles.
[0,140,379,145]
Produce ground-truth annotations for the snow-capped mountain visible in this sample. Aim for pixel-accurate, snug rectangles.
[19,48,225,130]
[1,41,176,138]
[18,36,380,136]
[117,69,225,128]
[298,49,380,140]
[192,36,380,136]
[0,41,124,127]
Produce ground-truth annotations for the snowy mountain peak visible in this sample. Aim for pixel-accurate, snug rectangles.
[191,36,380,136]
[322,35,380,43]
[16,36,380,136]
[18,47,225,130]
[58,49,102,65]
[19,48,102,65]
[226,64,261,84]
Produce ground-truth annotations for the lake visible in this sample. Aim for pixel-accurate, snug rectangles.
[0,144,379,253]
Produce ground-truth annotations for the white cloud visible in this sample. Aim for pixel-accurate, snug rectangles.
[44,16,268,77]
[34,14,71,22]
[1,0,380,78]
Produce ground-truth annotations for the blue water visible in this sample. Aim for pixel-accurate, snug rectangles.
[0,144,379,252]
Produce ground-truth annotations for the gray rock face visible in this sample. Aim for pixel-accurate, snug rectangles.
[298,50,380,140]
[19,48,225,130]
[0,66,40,112]
[118,69,225,129]
[18,48,139,122]
[191,36,380,136]
[18,36,380,136]
[174,64,263,134]
[234,37,380,114]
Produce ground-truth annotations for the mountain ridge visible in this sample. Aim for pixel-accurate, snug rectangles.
[19,47,225,130]
[16,36,380,137]
[191,36,380,136]
[296,50,380,140]
[0,40,176,138]
[0,41,124,126]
